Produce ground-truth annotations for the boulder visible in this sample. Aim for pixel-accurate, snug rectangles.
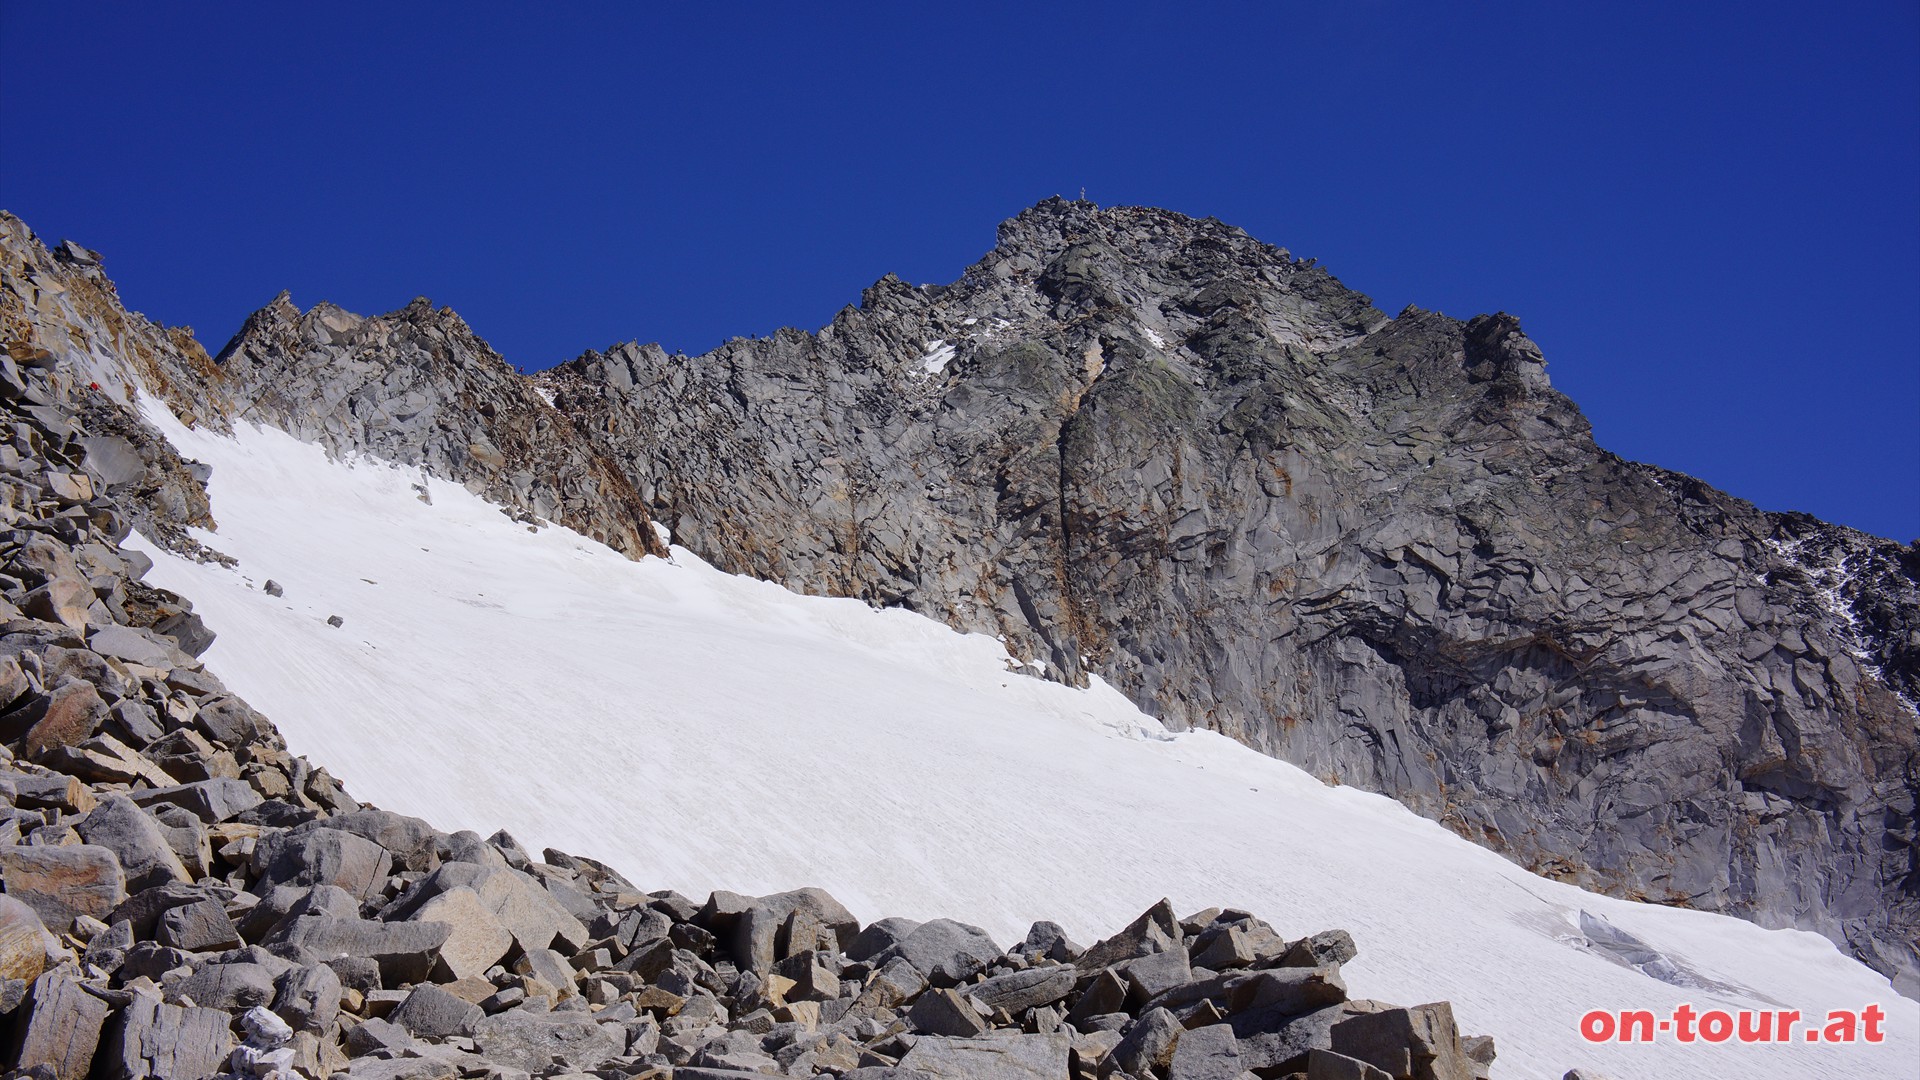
[1330,1003,1472,1080]
[410,885,511,980]
[86,626,181,669]
[0,893,55,982]
[388,984,481,1038]
[1078,899,1181,970]
[898,1031,1073,1079]
[156,898,241,953]
[273,961,342,1032]
[1167,1023,1244,1080]
[251,826,392,900]
[1308,1048,1395,1080]
[703,887,861,973]
[471,1008,624,1072]
[75,796,191,892]
[1018,920,1082,963]
[171,962,277,1009]
[104,990,235,1080]
[845,916,921,962]
[108,884,218,939]
[19,680,109,758]
[270,914,450,986]
[131,779,262,823]
[876,918,1002,986]
[908,987,992,1037]
[967,964,1076,1015]
[9,968,112,1080]
[383,863,585,954]
[0,843,126,931]
[1108,1007,1182,1078]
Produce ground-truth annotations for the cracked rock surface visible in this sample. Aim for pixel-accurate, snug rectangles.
[2,200,1915,995]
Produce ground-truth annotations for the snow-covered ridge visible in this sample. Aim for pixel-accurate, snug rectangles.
[127,398,1917,1080]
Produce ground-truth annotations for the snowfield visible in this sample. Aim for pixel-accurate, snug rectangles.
[129,402,1917,1079]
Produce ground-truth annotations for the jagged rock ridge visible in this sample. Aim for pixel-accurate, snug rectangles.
[0,295,1497,1080]
[2,203,1915,997]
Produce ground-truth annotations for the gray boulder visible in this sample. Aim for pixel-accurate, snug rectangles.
[898,1031,1073,1079]
[877,918,1002,986]
[471,1008,624,1072]
[104,991,235,1080]
[388,984,482,1038]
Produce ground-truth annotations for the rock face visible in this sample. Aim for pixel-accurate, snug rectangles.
[0,242,1496,1077]
[205,291,667,561]
[542,199,1920,990]
[2,201,1916,995]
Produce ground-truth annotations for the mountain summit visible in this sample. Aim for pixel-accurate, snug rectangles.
[5,200,1915,997]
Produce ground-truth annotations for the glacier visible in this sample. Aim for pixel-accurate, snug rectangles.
[125,400,1918,1080]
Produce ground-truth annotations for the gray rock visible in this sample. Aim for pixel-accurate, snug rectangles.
[251,826,393,900]
[699,887,860,973]
[1284,930,1358,969]
[1018,921,1081,963]
[81,435,145,488]
[1232,1001,1361,1074]
[907,987,991,1037]
[332,1057,454,1080]
[171,962,276,1009]
[269,914,450,986]
[967,964,1076,1015]
[845,916,921,962]
[382,862,587,954]
[155,898,241,952]
[84,626,181,668]
[1331,1002,1472,1080]
[1078,899,1182,971]
[411,885,512,980]
[898,1031,1073,1079]
[130,779,262,823]
[512,946,578,1001]
[877,918,1002,986]
[190,695,270,748]
[1166,1023,1243,1080]
[1119,948,1191,1005]
[343,1016,415,1057]
[389,984,482,1038]
[11,968,112,1080]
[1108,1007,1182,1078]
[1171,965,1346,1020]
[471,1008,625,1072]
[104,991,235,1080]
[272,961,341,1032]
[1308,1048,1394,1080]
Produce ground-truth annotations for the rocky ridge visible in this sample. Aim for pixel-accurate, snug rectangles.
[1,204,1915,996]
[0,338,1496,1077]
[547,201,1919,993]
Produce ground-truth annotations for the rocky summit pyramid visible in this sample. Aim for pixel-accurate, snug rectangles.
[3,195,1916,1018]
[198,199,1920,991]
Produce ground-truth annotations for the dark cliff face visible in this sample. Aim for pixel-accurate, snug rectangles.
[207,293,668,561]
[540,199,1920,992]
[4,201,1914,993]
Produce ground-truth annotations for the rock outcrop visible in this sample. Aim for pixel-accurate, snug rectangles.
[543,200,1920,992]
[1,201,1915,996]
[0,336,1496,1079]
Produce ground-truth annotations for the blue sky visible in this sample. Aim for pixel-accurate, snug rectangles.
[3,3,1916,539]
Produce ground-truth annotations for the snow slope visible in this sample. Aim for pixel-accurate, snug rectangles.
[128,402,1917,1080]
